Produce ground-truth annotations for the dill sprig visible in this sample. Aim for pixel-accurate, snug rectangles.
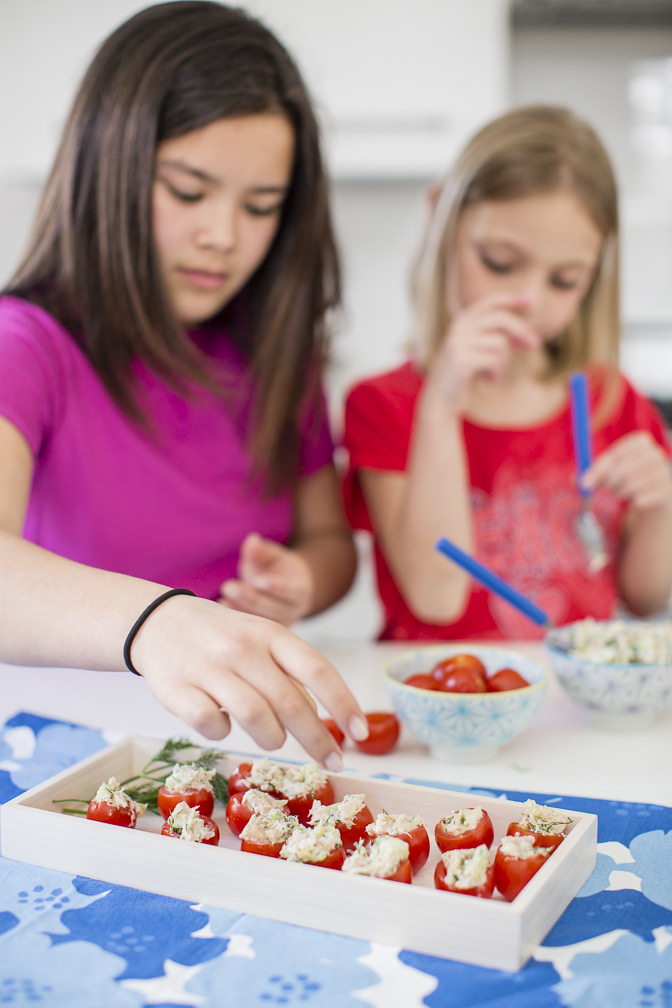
[55,736,229,816]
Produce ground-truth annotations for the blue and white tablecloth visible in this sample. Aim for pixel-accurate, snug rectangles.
[1,711,671,1008]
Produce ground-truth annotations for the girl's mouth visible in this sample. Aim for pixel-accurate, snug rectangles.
[179,268,228,290]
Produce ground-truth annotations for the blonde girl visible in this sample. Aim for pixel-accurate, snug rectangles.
[344,105,672,640]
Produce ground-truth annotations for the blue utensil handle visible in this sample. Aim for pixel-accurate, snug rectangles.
[435,537,550,628]
[569,372,592,493]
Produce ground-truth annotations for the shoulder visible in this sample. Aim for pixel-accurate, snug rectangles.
[590,365,669,445]
[0,295,75,364]
[345,360,423,416]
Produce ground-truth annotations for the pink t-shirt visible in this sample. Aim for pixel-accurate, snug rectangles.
[343,360,671,641]
[0,296,334,599]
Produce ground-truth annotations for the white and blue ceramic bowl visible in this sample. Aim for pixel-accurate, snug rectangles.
[383,645,548,763]
[545,622,672,730]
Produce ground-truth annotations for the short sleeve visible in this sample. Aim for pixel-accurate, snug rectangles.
[296,383,334,476]
[342,363,422,530]
[0,298,64,456]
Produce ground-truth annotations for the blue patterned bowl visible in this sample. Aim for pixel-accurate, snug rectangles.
[545,622,672,730]
[383,645,548,763]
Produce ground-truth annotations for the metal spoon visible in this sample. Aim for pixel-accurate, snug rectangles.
[569,373,608,573]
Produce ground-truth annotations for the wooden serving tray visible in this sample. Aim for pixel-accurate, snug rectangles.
[0,736,597,971]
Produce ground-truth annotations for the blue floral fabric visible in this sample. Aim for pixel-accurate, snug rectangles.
[0,711,671,1008]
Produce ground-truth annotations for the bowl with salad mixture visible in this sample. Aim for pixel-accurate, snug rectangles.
[545,618,672,729]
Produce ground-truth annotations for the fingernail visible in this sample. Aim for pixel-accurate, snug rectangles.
[324,750,343,772]
[224,582,240,600]
[348,715,370,741]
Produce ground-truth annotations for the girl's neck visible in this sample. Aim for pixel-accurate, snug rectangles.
[466,368,567,429]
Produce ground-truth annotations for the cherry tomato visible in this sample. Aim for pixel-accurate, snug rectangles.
[161,815,220,846]
[385,859,413,884]
[434,857,495,898]
[225,792,253,837]
[284,779,335,826]
[487,668,530,692]
[369,822,430,874]
[354,712,400,755]
[494,841,551,901]
[431,653,487,690]
[505,822,564,851]
[288,845,346,871]
[437,666,488,694]
[404,673,440,691]
[241,836,285,858]
[227,761,283,800]
[435,808,494,853]
[321,718,346,747]
[336,804,375,853]
[157,785,214,821]
[86,800,138,828]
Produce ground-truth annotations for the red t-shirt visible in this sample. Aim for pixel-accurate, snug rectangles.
[343,360,671,641]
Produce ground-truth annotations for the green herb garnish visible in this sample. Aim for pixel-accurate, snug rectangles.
[54,736,229,816]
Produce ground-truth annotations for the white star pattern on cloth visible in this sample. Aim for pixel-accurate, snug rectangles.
[354,943,437,1007]
[121,959,207,1005]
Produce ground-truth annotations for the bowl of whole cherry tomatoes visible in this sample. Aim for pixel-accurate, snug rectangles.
[383,645,548,762]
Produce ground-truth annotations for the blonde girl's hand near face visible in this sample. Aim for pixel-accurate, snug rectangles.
[424,293,540,415]
[583,430,672,615]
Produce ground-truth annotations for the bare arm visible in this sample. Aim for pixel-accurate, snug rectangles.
[583,430,672,615]
[358,294,539,624]
[219,463,357,624]
[0,417,367,766]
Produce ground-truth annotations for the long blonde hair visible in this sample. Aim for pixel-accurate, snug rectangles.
[411,105,620,380]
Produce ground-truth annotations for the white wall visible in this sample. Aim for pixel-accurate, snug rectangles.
[2,3,672,643]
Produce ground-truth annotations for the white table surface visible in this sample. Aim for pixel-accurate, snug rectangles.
[1,641,670,807]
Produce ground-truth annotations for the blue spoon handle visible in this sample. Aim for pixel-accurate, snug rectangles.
[569,372,592,495]
[435,537,551,628]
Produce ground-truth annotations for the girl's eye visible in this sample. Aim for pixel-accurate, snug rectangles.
[551,275,580,291]
[480,252,515,274]
[164,182,203,203]
[245,203,284,218]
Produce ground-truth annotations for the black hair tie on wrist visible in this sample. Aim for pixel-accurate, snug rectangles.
[124,588,196,676]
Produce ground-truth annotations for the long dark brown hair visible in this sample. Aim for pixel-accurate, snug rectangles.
[5,1,340,494]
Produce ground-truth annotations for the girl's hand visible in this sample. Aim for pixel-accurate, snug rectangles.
[582,431,672,512]
[130,592,369,769]
[218,532,313,625]
[426,293,539,413]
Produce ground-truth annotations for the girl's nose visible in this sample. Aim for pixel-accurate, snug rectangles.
[196,203,237,252]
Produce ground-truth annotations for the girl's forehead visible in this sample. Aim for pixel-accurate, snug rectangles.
[458,192,604,263]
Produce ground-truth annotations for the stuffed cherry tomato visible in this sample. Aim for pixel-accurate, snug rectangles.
[342,835,412,883]
[487,668,530,692]
[239,809,298,858]
[86,777,146,828]
[435,808,494,853]
[505,799,572,851]
[321,718,346,747]
[225,788,288,838]
[227,758,286,799]
[160,801,220,845]
[494,835,552,901]
[431,653,487,692]
[354,712,400,755]
[280,763,335,825]
[309,793,374,852]
[280,823,345,870]
[366,812,430,874]
[434,844,494,898]
[157,763,216,820]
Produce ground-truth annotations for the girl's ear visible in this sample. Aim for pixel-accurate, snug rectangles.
[426,184,441,214]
